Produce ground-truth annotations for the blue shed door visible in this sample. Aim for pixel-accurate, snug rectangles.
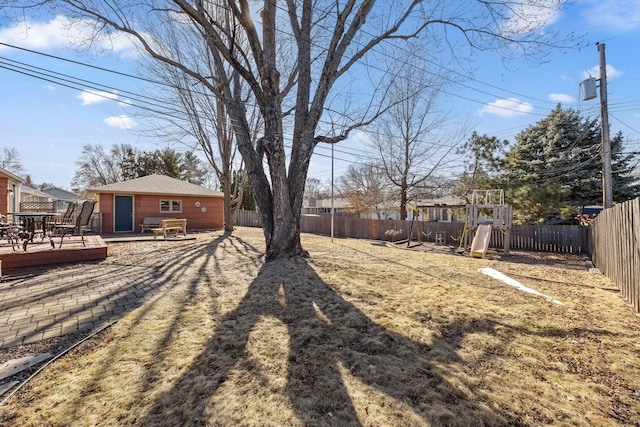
[114,195,133,232]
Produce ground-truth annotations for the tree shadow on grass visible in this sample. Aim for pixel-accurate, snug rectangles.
[143,256,513,426]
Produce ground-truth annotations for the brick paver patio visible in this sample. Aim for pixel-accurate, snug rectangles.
[0,262,171,349]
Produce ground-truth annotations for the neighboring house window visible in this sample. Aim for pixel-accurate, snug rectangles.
[425,208,437,221]
[160,199,182,213]
[424,207,451,222]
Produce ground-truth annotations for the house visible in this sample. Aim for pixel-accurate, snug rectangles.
[0,167,24,215]
[87,174,224,233]
[41,186,83,212]
[416,195,467,222]
[302,197,352,215]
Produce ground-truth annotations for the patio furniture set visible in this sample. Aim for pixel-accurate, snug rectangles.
[0,200,96,251]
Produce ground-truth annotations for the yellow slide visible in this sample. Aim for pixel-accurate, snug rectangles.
[470,224,492,258]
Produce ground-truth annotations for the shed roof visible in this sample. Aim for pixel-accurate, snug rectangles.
[88,174,223,197]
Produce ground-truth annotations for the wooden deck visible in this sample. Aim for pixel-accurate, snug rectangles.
[0,234,108,272]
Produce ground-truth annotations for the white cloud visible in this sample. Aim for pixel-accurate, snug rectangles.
[352,130,371,144]
[77,90,119,106]
[502,0,561,36]
[583,0,640,31]
[0,15,141,58]
[583,64,623,80]
[477,98,534,118]
[548,93,576,103]
[0,16,67,51]
[104,115,138,129]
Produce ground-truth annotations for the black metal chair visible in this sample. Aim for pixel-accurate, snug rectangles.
[51,200,96,249]
[0,215,22,251]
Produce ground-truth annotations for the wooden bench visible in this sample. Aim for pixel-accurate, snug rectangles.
[150,219,187,239]
[140,217,175,234]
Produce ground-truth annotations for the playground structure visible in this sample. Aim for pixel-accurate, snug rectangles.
[461,189,512,258]
[389,206,432,248]
[382,190,511,256]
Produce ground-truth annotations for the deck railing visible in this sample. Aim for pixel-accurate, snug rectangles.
[19,201,56,212]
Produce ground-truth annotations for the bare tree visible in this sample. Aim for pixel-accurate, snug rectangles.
[369,67,468,220]
[304,177,327,200]
[71,144,123,189]
[139,13,258,233]
[11,0,577,258]
[0,147,25,176]
[338,162,394,220]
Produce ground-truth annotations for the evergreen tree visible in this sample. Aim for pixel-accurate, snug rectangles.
[454,132,507,201]
[181,152,209,186]
[120,146,141,181]
[611,132,640,202]
[156,148,183,179]
[502,105,639,223]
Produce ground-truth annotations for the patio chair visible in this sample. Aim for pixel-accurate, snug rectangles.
[59,202,76,224]
[51,200,96,249]
[0,215,22,251]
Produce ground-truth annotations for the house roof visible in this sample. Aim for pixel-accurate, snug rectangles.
[41,186,82,202]
[416,195,467,208]
[88,174,223,197]
[303,197,350,209]
[0,166,24,183]
[19,184,53,199]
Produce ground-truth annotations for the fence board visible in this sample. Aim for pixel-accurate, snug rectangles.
[235,211,588,253]
[589,197,640,313]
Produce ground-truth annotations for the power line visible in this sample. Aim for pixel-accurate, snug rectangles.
[0,50,628,186]
[1,6,637,187]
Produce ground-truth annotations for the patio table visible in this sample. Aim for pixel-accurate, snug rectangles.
[8,212,59,250]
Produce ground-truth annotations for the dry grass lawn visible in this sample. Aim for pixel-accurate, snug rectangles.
[1,227,639,426]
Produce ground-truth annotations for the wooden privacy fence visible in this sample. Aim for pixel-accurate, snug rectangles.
[234,209,262,228]
[589,198,639,312]
[234,211,588,253]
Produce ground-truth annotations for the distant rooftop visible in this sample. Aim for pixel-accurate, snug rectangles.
[41,186,82,201]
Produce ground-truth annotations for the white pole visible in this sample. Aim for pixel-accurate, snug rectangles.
[331,143,334,243]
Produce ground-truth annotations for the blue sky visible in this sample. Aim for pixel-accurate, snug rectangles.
[1,1,639,189]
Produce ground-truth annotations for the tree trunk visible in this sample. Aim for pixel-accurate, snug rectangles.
[400,183,408,221]
[222,167,234,232]
[266,210,305,259]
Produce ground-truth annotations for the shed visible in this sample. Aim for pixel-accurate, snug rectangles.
[88,174,224,233]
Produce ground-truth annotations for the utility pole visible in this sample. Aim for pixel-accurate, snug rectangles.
[331,142,334,243]
[598,42,613,209]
